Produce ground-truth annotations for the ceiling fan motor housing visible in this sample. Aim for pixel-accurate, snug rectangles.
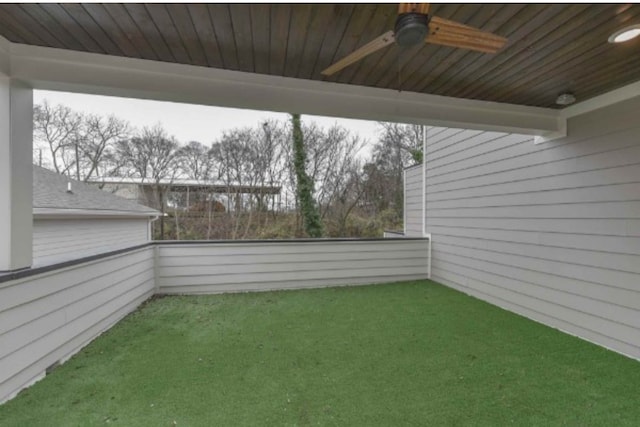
[394,13,430,47]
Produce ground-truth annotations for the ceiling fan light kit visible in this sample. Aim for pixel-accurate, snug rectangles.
[321,3,508,76]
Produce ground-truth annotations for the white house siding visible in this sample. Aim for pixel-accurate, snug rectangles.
[404,165,423,237]
[0,246,155,403]
[157,239,430,294]
[425,97,640,359]
[32,218,150,267]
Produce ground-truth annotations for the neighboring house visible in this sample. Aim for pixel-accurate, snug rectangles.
[32,166,160,267]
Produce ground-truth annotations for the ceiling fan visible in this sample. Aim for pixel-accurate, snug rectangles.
[321,3,507,76]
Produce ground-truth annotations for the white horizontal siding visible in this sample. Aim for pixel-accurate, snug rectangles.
[0,246,155,403]
[157,240,429,294]
[424,97,640,360]
[32,218,150,267]
[404,166,423,237]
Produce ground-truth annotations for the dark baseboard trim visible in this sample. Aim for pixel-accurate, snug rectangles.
[0,266,30,274]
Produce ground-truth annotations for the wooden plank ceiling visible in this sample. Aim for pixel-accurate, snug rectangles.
[0,3,639,108]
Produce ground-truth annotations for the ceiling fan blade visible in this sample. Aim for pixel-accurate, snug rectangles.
[425,36,500,53]
[321,31,395,76]
[427,16,507,53]
[398,3,430,15]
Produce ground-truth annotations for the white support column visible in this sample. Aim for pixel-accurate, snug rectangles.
[0,76,33,272]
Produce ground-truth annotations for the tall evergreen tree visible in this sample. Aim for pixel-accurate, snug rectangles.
[290,113,323,238]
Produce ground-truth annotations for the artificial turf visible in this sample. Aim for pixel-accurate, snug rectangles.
[1,280,639,426]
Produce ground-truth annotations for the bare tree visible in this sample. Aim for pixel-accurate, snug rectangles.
[210,128,249,239]
[375,122,424,166]
[115,125,180,239]
[33,101,83,176]
[76,114,130,181]
[175,141,218,238]
[211,127,264,239]
[209,121,289,239]
[306,124,365,220]
[115,125,179,180]
[256,121,288,213]
[177,141,216,181]
[367,122,424,221]
[327,159,366,236]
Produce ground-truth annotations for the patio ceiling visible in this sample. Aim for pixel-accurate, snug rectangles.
[0,4,639,109]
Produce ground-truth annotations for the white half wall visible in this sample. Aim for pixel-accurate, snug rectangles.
[0,246,155,403]
[156,239,430,294]
[423,97,640,360]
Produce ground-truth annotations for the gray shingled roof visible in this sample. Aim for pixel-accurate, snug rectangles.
[33,166,160,216]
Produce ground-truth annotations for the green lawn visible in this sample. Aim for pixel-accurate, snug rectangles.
[1,280,639,426]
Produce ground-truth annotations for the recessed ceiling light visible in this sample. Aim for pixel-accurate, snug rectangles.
[556,92,576,106]
[608,25,640,43]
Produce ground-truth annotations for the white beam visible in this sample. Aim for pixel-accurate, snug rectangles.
[533,117,567,144]
[535,79,640,144]
[0,75,33,272]
[7,41,563,136]
[561,79,640,119]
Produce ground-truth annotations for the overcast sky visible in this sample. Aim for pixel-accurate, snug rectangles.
[34,90,382,157]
